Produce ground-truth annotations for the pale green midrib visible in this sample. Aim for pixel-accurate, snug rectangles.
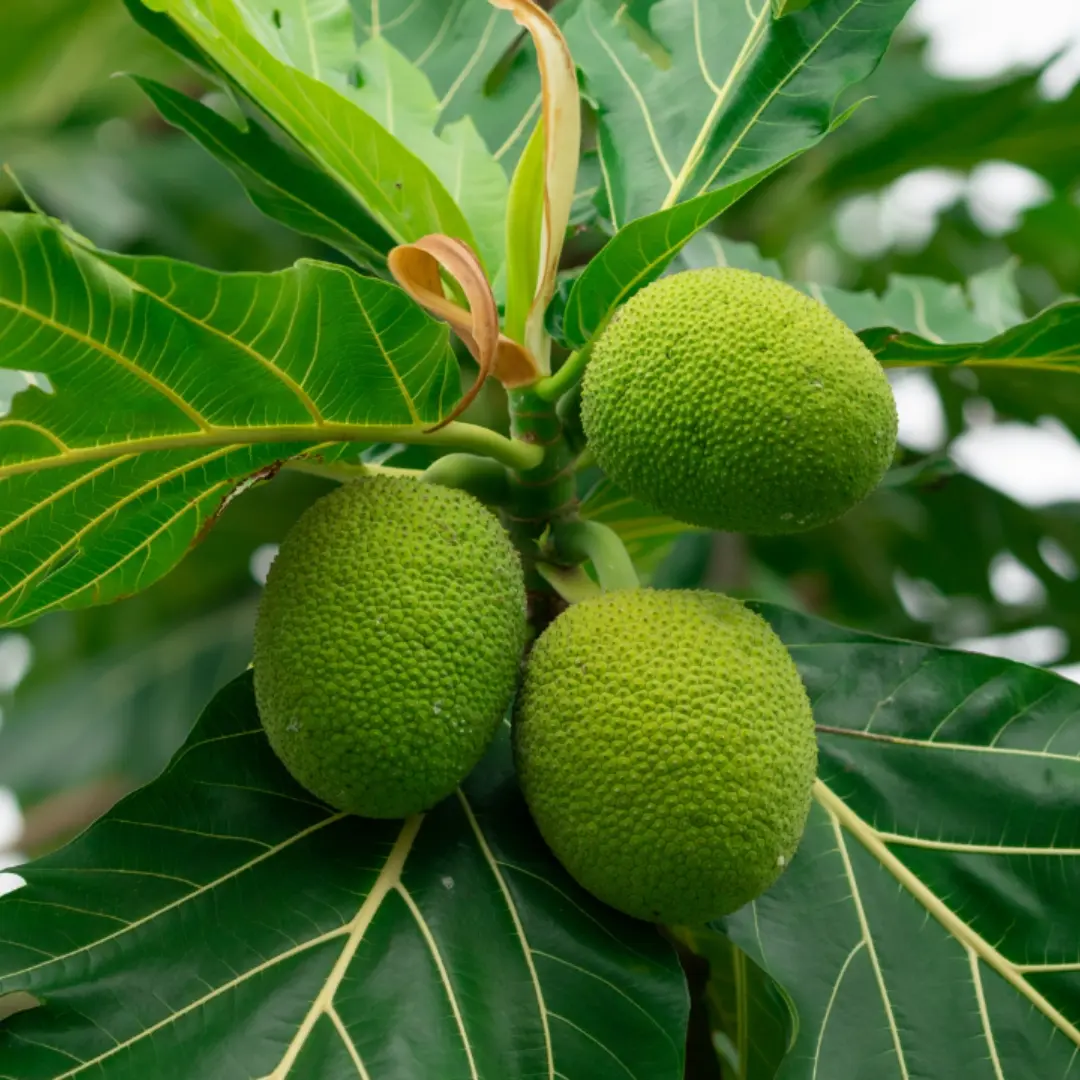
[0,421,544,480]
[694,0,864,199]
[815,780,1080,1050]
[457,792,556,1080]
[659,0,771,210]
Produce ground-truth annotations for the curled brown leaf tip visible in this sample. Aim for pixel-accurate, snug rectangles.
[389,234,542,432]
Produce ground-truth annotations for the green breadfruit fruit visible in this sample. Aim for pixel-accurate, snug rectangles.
[513,588,816,924]
[253,475,527,819]
[581,267,898,534]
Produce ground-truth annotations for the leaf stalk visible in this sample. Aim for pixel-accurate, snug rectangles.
[0,420,544,482]
[533,343,593,402]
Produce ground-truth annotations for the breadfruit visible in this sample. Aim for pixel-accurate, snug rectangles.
[254,475,527,818]
[513,588,816,924]
[581,267,898,534]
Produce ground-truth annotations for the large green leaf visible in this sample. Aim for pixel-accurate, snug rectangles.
[816,268,1080,445]
[141,0,503,269]
[558,164,784,348]
[864,301,1080,368]
[132,78,396,271]
[722,604,1080,1078]
[563,0,915,229]
[0,212,465,627]
[674,246,1022,339]
[556,0,912,347]
[343,34,510,274]
[0,671,689,1078]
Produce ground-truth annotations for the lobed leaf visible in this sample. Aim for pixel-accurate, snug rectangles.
[562,0,915,228]
[0,212,461,627]
[864,301,1080,370]
[558,165,779,348]
[724,604,1080,1078]
[555,0,913,349]
[0,672,689,1079]
[354,0,540,167]
[345,34,510,275]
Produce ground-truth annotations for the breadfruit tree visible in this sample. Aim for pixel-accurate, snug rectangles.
[2,1,1080,1077]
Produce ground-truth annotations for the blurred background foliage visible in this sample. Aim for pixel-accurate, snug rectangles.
[1,0,1080,1071]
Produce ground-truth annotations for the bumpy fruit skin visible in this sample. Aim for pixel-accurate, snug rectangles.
[581,267,898,534]
[254,476,527,818]
[514,588,816,924]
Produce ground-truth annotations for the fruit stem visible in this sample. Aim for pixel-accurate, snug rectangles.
[536,562,602,604]
[421,453,512,505]
[553,520,640,593]
[555,378,586,455]
[532,343,593,402]
[505,386,579,600]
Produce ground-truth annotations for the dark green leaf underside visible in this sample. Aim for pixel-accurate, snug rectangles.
[724,604,1080,1079]
[0,673,688,1079]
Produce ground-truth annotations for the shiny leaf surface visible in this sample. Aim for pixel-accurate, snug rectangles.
[0,212,460,627]
[0,672,689,1079]
[143,0,496,264]
[563,0,914,228]
[723,604,1080,1079]
[354,0,540,167]
[133,78,396,271]
[556,0,911,347]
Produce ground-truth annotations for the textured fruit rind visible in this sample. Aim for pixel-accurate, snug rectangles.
[581,267,898,534]
[254,476,527,818]
[514,588,816,924]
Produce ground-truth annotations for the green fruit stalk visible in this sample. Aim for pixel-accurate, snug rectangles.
[253,476,527,818]
[514,588,816,924]
[582,267,898,534]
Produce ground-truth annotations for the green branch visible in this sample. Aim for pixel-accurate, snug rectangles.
[533,344,593,402]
